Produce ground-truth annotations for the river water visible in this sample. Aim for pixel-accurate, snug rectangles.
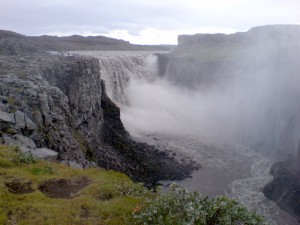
[130,132,298,225]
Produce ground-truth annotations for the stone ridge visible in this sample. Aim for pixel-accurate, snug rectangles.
[178,25,300,46]
[0,30,174,55]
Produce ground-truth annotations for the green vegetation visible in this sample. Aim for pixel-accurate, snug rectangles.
[2,127,17,135]
[0,145,266,225]
[132,184,266,225]
[0,145,153,225]
[72,129,95,161]
[29,165,54,175]
[6,96,15,105]
[14,152,37,165]
[72,129,89,153]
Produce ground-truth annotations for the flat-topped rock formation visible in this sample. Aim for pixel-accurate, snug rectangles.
[178,25,300,46]
[0,30,174,55]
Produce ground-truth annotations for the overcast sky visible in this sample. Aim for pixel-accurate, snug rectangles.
[1,0,300,44]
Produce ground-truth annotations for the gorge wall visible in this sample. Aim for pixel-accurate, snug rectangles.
[0,51,195,186]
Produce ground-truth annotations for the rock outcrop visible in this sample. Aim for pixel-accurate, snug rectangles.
[263,140,300,221]
[263,160,300,221]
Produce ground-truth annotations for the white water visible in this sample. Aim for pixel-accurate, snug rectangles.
[73,51,299,225]
[68,51,161,105]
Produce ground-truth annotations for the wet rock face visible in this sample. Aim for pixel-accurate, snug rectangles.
[263,161,300,221]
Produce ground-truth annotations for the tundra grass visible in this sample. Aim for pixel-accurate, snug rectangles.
[0,145,154,225]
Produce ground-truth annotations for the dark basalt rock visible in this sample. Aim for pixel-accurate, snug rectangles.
[263,160,300,221]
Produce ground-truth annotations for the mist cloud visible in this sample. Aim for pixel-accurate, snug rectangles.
[121,47,300,158]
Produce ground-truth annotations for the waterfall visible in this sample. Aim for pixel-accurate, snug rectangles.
[70,51,159,105]
[100,54,158,105]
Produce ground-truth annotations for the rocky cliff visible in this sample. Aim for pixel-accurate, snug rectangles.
[0,52,195,186]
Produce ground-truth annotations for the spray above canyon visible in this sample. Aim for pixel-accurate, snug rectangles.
[89,26,300,160]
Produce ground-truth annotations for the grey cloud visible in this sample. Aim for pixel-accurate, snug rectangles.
[1,0,300,43]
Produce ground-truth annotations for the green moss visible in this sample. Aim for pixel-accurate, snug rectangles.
[38,125,52,144]
[0,210,6,225]
[13,152,37,165]
[3,127,17,135]
[0,145,152,225]
[72,129,95,161]
[72,129,89,153]
[28,165,54,175]
[7,96,15,105]
[0,158,15,168]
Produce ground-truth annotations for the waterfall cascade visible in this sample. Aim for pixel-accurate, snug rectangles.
[70,51,159,105]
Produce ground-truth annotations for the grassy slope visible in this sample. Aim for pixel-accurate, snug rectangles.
[0,145,153,225]
[0,146,267,225]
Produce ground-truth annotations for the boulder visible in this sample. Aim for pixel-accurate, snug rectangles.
[25,117,36,130]
[60,160,83,169]
[264,161,300,220]
[14,110,36,130]
[3,134,36,149]
[14,110,25,129]
[0,110,14,129]
[30,148,58,161]
[68,161,83,169]
[0,110,12,123]
[18,146,32,153]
